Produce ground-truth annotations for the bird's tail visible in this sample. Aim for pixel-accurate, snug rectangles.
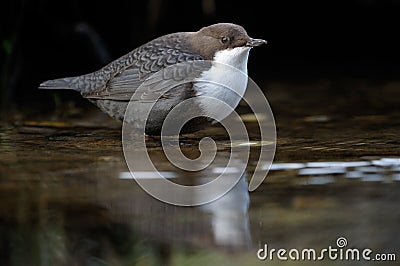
[38,76,79,90]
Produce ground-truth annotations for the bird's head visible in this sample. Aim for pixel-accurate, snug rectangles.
[190,23,267,61]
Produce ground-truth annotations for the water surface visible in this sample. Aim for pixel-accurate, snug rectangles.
[1,80,400,265]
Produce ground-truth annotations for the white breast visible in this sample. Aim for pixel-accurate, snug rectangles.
[194,47,251,118]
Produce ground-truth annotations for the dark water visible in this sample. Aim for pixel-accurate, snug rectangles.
[1,80,400,265]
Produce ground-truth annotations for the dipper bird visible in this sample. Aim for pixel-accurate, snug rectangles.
[39,23,267,135]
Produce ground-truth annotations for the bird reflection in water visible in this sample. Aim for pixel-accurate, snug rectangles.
[114,170,251,250]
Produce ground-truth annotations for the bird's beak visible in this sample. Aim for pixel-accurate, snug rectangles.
[246,38,267,47]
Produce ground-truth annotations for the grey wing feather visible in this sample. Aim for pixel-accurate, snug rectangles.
[83,49,208,102]
[130,60,212,102]
[84,68,142,100]
[108,68,141,89]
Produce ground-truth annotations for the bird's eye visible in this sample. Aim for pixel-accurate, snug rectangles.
[221,36,229,44]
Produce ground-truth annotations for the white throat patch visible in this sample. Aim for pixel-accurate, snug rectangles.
[213,46,251,72]
[194,47,251,117]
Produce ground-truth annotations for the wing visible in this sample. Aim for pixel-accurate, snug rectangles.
[83,40,207,101]
[130,60,212,102]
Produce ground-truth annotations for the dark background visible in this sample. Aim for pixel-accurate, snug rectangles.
[1,0,400,116]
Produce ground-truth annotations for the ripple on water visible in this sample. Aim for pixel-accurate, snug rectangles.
[229,140,275,148]
[305,161,370,168]
[361,174,385,182]
[356,166,383,173]
[372,158,400,167]
[298,176,335,185]
[119,171,177,179]
[345,171,363,179]
[298,167,346,176]
[269,163,305,170]
[269,158,400,184]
